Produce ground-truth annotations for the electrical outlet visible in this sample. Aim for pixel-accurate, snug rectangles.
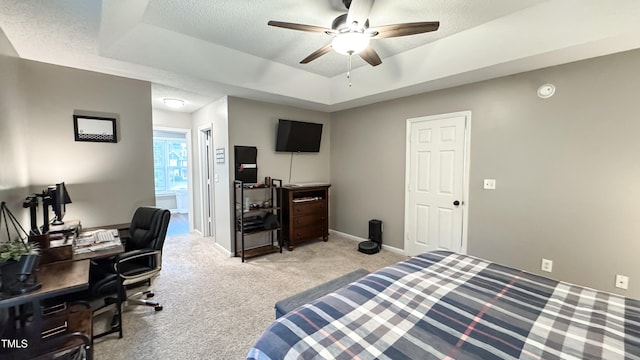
[615,275,629,290]
[541,258,553,272]
[483,179,496,190]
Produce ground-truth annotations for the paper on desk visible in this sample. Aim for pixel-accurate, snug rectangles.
[73,229,121,253]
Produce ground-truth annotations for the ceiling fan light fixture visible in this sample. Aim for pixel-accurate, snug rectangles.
[163,98,185,108]
[331,33,370,55]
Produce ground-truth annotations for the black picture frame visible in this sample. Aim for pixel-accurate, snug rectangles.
[73,115,117,143]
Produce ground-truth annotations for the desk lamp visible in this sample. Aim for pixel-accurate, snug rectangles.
[0,202,42,295]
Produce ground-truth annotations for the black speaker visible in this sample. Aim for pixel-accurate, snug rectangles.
[234,145,257,183]
[369,219,382,246]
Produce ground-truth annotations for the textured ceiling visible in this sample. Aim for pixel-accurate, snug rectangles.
[140,0,544,77]
[1,0,640,113]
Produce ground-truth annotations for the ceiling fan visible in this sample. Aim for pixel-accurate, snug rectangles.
[267,0,440,68]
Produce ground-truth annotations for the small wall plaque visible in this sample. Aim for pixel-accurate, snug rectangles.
[73,115,117,143]
[215,148,225,163]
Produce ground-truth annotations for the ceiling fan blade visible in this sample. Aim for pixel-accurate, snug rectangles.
[346,0,373,31]
[358,46,382,66]
[300,44,333,64]
[370,21,440,38]
[268,20,331,33]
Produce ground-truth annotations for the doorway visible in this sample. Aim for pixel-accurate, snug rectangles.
[153,128,192,236]
[404,111,470,256]
[198,125,214,237]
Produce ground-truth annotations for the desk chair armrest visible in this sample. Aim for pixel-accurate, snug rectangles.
[114,249,162,284]
[115,248,156,262]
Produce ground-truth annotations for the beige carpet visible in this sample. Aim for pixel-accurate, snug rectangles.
[92,233,406,360]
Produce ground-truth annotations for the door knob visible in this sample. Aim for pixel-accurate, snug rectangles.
[453,200,461,206]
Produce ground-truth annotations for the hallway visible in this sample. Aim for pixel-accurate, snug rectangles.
[166,212,189,236]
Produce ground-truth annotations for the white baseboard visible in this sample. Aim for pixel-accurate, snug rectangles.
[329,229,405,255]
[214,242,233,257]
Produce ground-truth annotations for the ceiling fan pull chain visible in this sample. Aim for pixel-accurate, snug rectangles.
[347,53,353,87]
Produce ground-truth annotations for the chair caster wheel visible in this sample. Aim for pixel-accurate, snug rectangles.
[155,305,163,311]
[146,293,155,298]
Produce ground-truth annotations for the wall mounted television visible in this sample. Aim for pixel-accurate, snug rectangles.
[275,119,323,153]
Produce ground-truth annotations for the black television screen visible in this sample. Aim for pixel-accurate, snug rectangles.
[275,119,323,152]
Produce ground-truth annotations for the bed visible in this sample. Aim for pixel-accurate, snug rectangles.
[247,251,640,359]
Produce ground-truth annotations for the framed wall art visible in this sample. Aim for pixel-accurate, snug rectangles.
[73,115,117,143]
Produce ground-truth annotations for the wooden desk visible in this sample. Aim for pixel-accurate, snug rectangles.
[0,260,92,359]
[0,260,89,306]
[0,224,128,358]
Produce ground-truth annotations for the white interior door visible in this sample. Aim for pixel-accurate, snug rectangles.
[405,112,470,256]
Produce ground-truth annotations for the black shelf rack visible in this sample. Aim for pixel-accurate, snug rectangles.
[233,179,283,262]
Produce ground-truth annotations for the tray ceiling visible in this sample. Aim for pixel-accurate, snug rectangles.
[1,0,639,112]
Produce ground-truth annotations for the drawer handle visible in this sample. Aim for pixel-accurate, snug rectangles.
[42,303,67,316]
[42,321,68,338]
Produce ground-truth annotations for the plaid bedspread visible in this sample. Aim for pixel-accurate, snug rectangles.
[247,251,640,359]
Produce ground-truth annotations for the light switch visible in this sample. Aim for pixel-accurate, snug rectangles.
[483,179,496,190]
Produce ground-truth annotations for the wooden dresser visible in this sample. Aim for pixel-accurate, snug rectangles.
[279,184,330,250]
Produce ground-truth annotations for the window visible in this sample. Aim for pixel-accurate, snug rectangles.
[153,136,188,193]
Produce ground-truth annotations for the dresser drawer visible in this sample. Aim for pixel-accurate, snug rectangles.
[292,225,327,241]
[293,214,326,227]
[41,303,69,339]
[292,200,327,216]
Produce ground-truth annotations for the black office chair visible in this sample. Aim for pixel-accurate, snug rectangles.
[90,206,171,339]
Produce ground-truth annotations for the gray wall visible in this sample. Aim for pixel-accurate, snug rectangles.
[153,108,192,129]
[0,55,30,227]
[192,96,231,253]
[225,97,331,252]
[190,96,331,254]
[331,48,640,298]
[228,97,331,186]
[0,56,155,229]
[189,96,333,253]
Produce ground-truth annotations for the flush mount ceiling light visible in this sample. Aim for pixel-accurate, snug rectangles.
[537,84,556,99]
[163,98,185,109]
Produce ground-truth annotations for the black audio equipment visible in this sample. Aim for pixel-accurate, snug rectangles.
[234,145,257,183]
